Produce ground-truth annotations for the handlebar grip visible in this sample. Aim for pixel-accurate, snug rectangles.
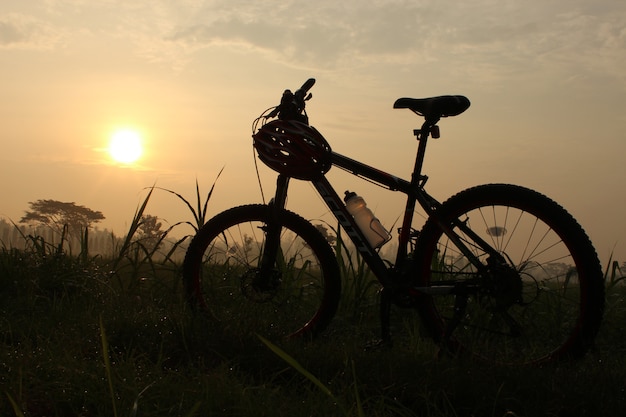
[301,78,315,92]
[295,78,315,98]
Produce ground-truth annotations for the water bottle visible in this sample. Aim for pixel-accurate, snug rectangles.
[344,191,391,248]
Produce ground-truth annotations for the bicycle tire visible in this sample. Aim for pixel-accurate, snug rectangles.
[414,184,604,365]
[183,204,341,340]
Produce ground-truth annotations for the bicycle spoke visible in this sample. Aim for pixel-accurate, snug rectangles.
[415,184,603,365]
[183,205,341,340]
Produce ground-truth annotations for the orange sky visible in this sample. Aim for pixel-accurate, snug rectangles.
[1,1,625,263]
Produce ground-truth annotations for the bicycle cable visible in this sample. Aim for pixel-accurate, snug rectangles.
[252,147,266,204]
[251,106,279,205]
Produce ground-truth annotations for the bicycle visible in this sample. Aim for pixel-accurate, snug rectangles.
[183,78,604,365]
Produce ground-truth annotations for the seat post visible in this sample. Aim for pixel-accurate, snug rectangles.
[410,120,433,186]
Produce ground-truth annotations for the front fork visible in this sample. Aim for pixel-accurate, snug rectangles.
[258,175,290,275]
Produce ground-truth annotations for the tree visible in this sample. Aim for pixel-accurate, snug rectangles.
[314,223,336,246]
[134,214,165,248]
[20,199,105,239]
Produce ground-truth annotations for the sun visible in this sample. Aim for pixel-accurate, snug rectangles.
[108,129,143,164]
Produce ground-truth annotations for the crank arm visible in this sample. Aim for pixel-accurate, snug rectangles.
[412,282,481,296]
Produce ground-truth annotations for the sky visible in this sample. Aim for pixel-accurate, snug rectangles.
[1,0,625,264]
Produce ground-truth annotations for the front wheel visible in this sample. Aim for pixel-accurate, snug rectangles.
[183,204,341,340]
[414,184,604,365]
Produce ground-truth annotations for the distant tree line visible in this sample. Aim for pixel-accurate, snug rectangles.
[0,217,119,255]
[1,199,184,259]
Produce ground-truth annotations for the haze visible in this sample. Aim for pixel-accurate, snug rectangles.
[1,0,625,263]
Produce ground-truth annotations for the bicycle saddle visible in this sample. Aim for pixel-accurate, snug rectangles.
[393,95,470,121]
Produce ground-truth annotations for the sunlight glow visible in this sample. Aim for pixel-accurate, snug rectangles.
[108,129,143,164]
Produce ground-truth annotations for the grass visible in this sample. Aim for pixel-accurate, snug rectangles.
[0,241,625,416]
[0,184,625,416]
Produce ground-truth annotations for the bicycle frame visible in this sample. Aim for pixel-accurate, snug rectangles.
[266,119,498,294]
[183,81,604,362]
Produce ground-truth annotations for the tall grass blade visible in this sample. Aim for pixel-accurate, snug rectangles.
[603,250,626,291]
[57,224,68,255]
[100,315,119,417]
[350,360,365,417]
[330,221,378,318]
[5,392,25,417]
[198,167,224,226]
[182,401,202,417]
[80,226,89,263]
[257,335,335,399]
[155,167,224,232]
[112,185,155,271]
[129,383,154,417]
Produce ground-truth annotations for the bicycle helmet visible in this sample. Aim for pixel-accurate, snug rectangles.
[253,119,332,180]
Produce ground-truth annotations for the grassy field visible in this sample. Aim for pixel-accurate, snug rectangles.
[0,230,624,417]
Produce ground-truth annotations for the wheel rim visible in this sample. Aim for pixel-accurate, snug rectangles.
[188,218,330,339]
[422,203,586,365]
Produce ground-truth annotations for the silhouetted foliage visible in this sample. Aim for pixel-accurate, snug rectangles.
[20,199,105,239]
[314,223,336,245]
[134,214,165,247]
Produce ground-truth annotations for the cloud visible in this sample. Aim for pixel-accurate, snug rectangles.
[0,13,62,50]
[7,0,625,86]
[161,1,431,68]
[147,0,626,84]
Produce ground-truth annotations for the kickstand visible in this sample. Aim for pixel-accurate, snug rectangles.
[442,292,468,348]
[364,288,394,351]
[379,287,393,345]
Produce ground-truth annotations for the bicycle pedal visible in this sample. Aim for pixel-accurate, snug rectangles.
[364,338,393,351]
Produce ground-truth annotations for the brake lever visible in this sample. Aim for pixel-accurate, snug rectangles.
[266,84,312,121]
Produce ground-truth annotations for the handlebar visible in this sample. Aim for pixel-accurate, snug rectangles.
[295,78,315,101]
[267,78,316,123]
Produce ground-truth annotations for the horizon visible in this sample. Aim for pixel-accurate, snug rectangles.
[2,0,625,264]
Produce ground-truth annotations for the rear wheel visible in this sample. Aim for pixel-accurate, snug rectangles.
[414,184,604,365]
[183,204,341,340]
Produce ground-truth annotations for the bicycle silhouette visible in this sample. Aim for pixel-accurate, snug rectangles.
[183,78,604,365]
